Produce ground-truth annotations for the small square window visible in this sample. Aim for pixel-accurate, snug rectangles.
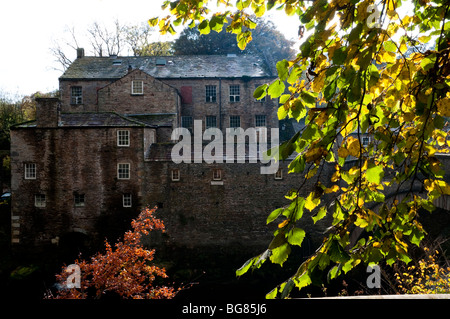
[275,169,283,180]
[71,86,83,104]
[171,168,180,181]
[229,115,240,128]
[132,81,144,95]
[362,136,371,147]
[117,163,130,179]
[117,130,130,147]
[181,116,193,130]
[35,194,46,208]
[24,163,36,180]
[123,194,132,207]
[213,168,222,181]
[255,115,266,127]
[229,85,240,102]
[206,115,217,129]
[206,85,217,102]
[74,194,85,207]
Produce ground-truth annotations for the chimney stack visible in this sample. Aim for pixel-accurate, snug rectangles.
[77,48,85,59]
[35,98,61,128]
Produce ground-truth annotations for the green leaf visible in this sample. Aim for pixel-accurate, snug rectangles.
[253,84,267,100]
[312,205,327,224]
[383,40,397,52]
[366,164,384,184]
[276,59,289,81]
[420,53,436,71]
[198,19,211,35]
[268,80,285,98]
[332,47,347,65]
[287,228,306,246]
[270,243,291,266]
[267,207,283,224]
[236,257,255,276]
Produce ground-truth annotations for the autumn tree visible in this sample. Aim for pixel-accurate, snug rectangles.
[47,207,178,299]
[152,0,450,298]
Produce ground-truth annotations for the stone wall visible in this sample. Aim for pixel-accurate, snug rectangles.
[59,79,113,112]
[10,125,147,248]
[97,69,180,119]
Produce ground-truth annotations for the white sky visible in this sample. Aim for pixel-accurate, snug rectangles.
[0,0,300,99]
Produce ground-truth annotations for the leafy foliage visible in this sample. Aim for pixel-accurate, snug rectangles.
[47,207,178,299]
[152,0,450,298]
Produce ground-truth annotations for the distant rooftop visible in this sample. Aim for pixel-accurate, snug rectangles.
[14,112,155,128]
[59,54,274,80]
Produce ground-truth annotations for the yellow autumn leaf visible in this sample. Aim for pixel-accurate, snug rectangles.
[311,70,325,93]
[436,98,450,117]
[305,192,320,212]
[325,185,340,194]
[278,219,290,228]
[383,50,397,63]
[347,136,361,157]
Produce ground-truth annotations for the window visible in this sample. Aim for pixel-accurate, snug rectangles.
[362,136,371,147]
[131,81,144,95]
[275,169,283,180]
[24,163,36,179]
[206,85,217,102]
[123,194,132,207]
[117,130,130,147]
[35,194,46,208]
[229,85,240,102]
[74,194,85,207]
[181,116,193,131]
[213,168,222,181]
[255,115,266,127]
[70,86,83,104]
[171,169,180,181]
[229,115,240,128]
[206,115,217,129]
[117,163,130,179]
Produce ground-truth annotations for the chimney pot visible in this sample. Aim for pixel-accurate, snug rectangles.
[77,48,85,59]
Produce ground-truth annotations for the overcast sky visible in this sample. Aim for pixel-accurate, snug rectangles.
[0,0,300,100]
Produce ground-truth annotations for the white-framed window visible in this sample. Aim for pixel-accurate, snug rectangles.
[117,163,130,179]
[206,115,217,129]
[255,115,266,127]
[362,136,371,147]
[206,85,217,102]
[171,168,180,181]
[70,86,83,104]
[213,168,222,181]
[24,163,36,180]
[229,85,240,102]
[229,115,240,128]
[117,130,130,147]
[123,193,132,207]
[275,169,283,180]
[131,81,144,95]
[35,194,46,208]
[74,194,85,207]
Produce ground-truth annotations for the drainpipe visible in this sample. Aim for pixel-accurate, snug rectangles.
[219,78,222,131]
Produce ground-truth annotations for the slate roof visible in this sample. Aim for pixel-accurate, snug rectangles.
[60,55,274,80]
[14,112,155,128]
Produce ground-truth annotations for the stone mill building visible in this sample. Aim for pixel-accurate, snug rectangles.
[10,49,320,258]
